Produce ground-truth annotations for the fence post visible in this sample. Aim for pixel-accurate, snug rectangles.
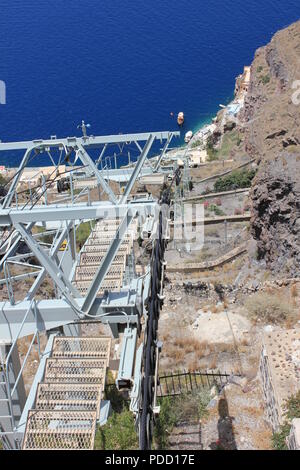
[171,374,176,395]
[193,372,197,389]
[178,375,182,394]
[184,372,189,392]
[189,372,193,391]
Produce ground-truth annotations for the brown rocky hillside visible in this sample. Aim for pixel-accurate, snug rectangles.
[240,20,300,276]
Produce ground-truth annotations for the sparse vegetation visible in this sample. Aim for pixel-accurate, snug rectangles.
[75,221,95,249]
[154,389,210,449]
[214,129,243,159]
[214,169,256,192]
[206,134,218,161]
[272,391,300,450]
[245,292,296,324]
[207,204,225,216]
[260,74,270,85]
[94,408,138,450]
[191,139,203,149]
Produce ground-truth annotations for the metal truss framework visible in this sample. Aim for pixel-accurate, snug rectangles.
[0,129,179,449]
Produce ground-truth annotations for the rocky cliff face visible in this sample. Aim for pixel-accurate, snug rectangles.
[241,20,300,276]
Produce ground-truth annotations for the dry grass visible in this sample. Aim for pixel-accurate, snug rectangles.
[173,337,210,356]
[290,284,298,304]
[245,292,296,325]
[160,332,214,371]
[205,226,221,238]
[240,337,250,347]
[209,354,218,370]
[252,428,272,450]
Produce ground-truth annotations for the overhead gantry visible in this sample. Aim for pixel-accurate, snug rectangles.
[0,129,180,450]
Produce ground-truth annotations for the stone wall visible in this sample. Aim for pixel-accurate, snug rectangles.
[259,330,300,435]
[287,419,300,450]
[259,345,281,431]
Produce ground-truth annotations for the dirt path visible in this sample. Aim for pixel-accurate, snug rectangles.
[200,379,272,450]
[168,378,272,450]
[169,422,203,450]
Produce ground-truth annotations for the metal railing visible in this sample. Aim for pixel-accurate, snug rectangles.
[157,370,231,397]
[0,299,41,449]
[105,370,233,399]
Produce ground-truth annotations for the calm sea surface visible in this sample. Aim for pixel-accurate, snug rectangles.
[0,0,299,166]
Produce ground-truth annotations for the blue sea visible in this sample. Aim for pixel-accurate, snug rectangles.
[0,0,299,166]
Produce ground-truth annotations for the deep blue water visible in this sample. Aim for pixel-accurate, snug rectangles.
[0,0,299,166]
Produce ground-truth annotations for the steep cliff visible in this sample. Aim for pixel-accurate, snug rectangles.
[241,20,300,275]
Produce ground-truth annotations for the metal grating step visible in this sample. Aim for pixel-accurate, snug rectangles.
[83,240,132,251]
[95,218,121,227]
[79,252,126,266]
[89,230,135,240]
[22,410,97,450]
[52,337,111,361]
[89,230,126,239]
[75,265,124,282]
[35,383,102,415]
[44,359,107,384]
[73,279,122,296]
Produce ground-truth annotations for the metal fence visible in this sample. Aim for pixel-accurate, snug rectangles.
[105,370,232,399]
[157,371,231,397]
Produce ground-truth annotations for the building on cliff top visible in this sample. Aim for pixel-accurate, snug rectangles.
[260,329,300,439]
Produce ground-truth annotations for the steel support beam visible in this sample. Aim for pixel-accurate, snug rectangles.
[0,223,35,270]
[0,299,139,343]
[130,343,143,414]
[75,143,118,204]
[153,132,173,172]
[0,345,26,449]
[15,223,81,308]
[117,327,137,388]
[121,135,155,204]
[2,148,33,209]
[0,201,157,226]
[25,221,73,301]
[0,131,180,152]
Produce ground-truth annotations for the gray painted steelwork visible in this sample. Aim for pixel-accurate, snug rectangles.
[0,129,176,449]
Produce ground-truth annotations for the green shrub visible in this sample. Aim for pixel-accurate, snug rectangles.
[0,174,8,186]
[76,221,95,248]
[154,397,179,449]
[104,385,129,413]
[94,408,138,450]
[214,169,256,192]
[260,74,270,85]
[95,387,211,450]
[191,139,202,149]
[272,391,300,450]
[208,204,225,216]
[206,134,218,161]
[272,423,290,450]
[154,389,210,449]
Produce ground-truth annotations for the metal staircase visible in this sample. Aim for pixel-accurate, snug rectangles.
[72,218,138,296]
[22,336,111,450]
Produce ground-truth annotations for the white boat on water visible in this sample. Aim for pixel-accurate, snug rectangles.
[177,112,184,126]
[184,130,193,143]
